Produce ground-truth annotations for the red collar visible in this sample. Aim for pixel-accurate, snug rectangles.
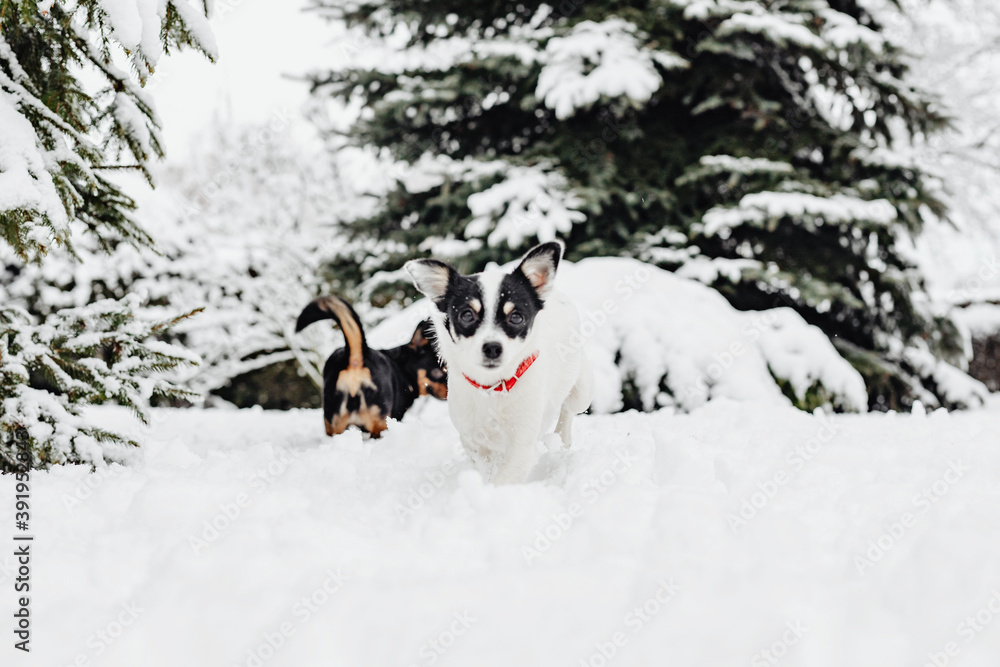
[463,352,539,392]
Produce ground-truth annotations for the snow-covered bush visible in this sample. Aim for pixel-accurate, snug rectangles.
[2,119,359,404]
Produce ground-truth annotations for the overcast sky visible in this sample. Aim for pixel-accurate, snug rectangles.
[149,0,333,159]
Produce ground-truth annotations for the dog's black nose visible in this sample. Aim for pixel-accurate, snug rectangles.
[482,342,503,360]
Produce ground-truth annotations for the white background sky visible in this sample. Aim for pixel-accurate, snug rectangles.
[149,0,332,159]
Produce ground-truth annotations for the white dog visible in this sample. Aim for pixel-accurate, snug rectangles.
[406,242,594,484]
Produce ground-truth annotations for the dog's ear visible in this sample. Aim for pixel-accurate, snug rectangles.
[515,242,562,300]
[405,259,455,308]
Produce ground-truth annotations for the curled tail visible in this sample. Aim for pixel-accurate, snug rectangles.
[295,296,368,369]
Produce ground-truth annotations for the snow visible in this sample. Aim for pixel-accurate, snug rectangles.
[3,396,1000,666]
[677,3,888,57]
[820,9,887,53]
[558,258,868,413]
[316,6,551,81]
[0,88,69,246]
[674,255,762,284]
[754,308,869,412]
[465,166,587,249]
[98,0,146,51]
[702,191,898,238]
[97,0,216,70]
[716,12,828,51]
[955,303,1000,337]
[675,155,795,186]
[904,347,990,410]
[112,93,154,159]
[168,0,220,61]
[536,18,687,120]
[673,0,763,21]
[392,153,507,196]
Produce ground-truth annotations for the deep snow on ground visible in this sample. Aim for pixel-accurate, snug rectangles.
[3,398,1000,667]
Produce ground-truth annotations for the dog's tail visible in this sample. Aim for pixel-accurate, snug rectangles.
[295,296,368,369]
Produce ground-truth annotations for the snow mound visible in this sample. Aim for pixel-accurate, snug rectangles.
[955,303,1000,338]
[373,257,868,413]
[754,307,869,411]
[904,347,989,411]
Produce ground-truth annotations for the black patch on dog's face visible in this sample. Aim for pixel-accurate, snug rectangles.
[494,270,544,339]
[441,275,485,339]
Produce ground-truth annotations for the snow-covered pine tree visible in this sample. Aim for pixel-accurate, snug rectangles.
[1,1,216,259]
[309,0,979,411]
[4,119,356,409]
[0,1,215,470]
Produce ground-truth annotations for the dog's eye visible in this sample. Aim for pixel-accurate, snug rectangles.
[430,368,445,380]
[459,309,475,325]
[509,311,524,325]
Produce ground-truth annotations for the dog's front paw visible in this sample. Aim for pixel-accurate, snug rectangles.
[542,433,564,453]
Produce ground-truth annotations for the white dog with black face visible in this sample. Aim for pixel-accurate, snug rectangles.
[406,242,594,485]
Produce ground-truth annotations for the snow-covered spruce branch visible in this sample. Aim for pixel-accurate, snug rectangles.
[0,1,216,262]
[0,297,201,472]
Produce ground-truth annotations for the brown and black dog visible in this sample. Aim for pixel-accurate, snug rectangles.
[295,296,447,437]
